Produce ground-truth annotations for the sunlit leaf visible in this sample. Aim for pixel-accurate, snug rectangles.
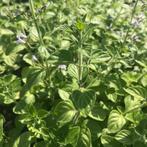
[107,110,126,133]
[58,89,70,100]
[68,64,79,80]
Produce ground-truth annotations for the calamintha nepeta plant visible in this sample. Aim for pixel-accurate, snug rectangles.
[0,0,147,147]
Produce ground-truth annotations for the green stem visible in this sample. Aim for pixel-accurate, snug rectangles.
[78,32,83,86]
[79,50,83,81]
[123,0,139,45]
[29,0,44,46]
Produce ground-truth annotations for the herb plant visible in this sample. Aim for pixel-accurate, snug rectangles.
[0,0,147,146]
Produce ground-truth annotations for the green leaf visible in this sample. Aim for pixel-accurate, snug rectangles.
[121,72,141,85]
[34,141,50,147]
[29,26,39,42]
[107,110,126,133]
[18,114,33,124]
[2,0,10,4]
[0,114,5,141]
[20,68,45,96]
[18,106,36,124]
[38,46,50,59]
[86,119,102,140]
[87,79,100,88]
[12,44,26,54]
[37,109,49,119]
[53,100,77,127]
[65,126,80,146]
[0,65,5,74]
[65,126,92,147]
[5,122,25,147]
[124,86,146,100]
[58,89,70,100]
[133,141,147,147]
[101,134,122,147]
[124,95,141,112]
[135,60,147,68]
[13,93,35,114]
[77,127,92,147]
[0,28,14,36]
[87,64,97,72]
[27,126,50,140]
[106,92,117,103]
[2,52,18,67]
[24,93,35,105]
[115,129,132,145]
[0,75,21,104]
[141,74,147,87]
[23,53,36,65]
[68,64,79,80]
[125,110,143,124]
[13,100,27,114]
[72,89,96,116]
[88,103,108,121]
[90,53,111,64]
[13,132,33,147]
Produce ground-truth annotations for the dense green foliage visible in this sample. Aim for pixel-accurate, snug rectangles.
[0,0,147,146]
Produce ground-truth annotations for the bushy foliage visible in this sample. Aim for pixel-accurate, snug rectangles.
[0,0,147,146]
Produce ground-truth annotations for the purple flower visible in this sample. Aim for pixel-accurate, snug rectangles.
[16,33,27,44]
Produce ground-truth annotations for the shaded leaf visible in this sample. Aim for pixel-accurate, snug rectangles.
[88,103,108,121]
[0,114,5,141]
[13,132,33,147]
[72,89,96,116]
[115,129,132,145]
[53,100,77,127]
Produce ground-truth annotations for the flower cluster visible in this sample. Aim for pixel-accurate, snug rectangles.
[131,13,145,28]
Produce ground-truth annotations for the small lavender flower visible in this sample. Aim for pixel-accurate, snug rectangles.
[36,8,42,14]
[132,35,140,42]
[16,33,27,44]
[36,2,50,14]
[45,2,50,8]
[138,13,145,20]
[131,18,140,27]
[131,13,145,28]
[58,64,67,70]
[32,55,38,61]
[14,10,20,17]
[16,39,26,44]
[17,33,27,39]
